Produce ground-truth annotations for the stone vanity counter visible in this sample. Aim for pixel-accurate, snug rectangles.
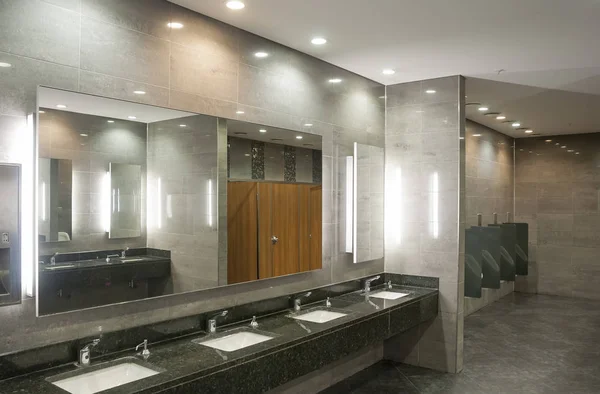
[2,282,437,394]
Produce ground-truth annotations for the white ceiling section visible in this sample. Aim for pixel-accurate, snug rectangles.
[171,0,600,137]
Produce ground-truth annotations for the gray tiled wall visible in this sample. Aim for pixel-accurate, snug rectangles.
[0,0,384,355]
[464,120,515,315]
[514,134,600,300]
[38,109,147,255]
[384,76,464,373]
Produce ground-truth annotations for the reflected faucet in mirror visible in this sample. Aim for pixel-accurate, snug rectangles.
[363,275,381,294]
[121,247,129,258]
[207,310,229,333]
[293,291,312,311]
[50,252,59,266]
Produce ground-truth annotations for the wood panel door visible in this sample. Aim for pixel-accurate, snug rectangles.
[309,185,322,270]
[227,182,258,284]
[257,182,273,279]
[271,183,300,277]
[298,185,311,272]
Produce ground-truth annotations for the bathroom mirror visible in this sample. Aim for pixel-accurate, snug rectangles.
[354,143,384,263]
[109,163,142,239]
[38,158,72,243]
[0,164,21,306]
[36,87,325,315]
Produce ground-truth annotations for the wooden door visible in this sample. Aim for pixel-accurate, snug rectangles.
[298,185,311,272]
[271,183,300,276]
[227,182,258,284]
[309,185,322,270]
[257,183,273,279]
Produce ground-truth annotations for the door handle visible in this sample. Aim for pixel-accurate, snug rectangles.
[271,236,279,245]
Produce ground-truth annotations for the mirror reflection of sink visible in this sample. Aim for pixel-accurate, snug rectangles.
[368,291,410,300]
[290,309,347,324]
[45,264,76,271]
[49,360,160,394]
[120,257,147,263]
[194,331,274,352]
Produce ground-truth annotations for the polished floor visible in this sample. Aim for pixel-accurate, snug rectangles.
[321,293,600,394]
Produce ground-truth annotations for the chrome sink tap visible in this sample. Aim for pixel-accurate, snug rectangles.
[106,253,120,263]
[135,339,150,360]
[250,316,259,328]
[79,338,100,366]
[293,291,312,312]
[207,310,228,333]
[363,275,381,294]
[50,252,59,266]
[121,247,129,258]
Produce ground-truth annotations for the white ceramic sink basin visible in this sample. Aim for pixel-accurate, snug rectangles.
[51,362,159,394]
[368,291,410,300]
[197,331,273,352]
[291,310,347,323]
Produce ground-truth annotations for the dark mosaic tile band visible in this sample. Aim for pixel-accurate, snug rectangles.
[312,149,322,184]
[251,140,265,179]
[226,137,231,179]
[284,145,296,182]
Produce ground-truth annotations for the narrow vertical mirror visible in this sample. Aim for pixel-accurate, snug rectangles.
[38,158,72,243]
[109,163,142,239]
[0,164,21,306]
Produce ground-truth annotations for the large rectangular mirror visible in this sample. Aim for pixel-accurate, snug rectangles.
[36,87,324,315]
[0,164,21,306]
[38,158,72,243]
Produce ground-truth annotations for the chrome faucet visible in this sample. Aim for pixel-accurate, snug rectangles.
[250,316,259,328]
[106,254,120,263]
[207,310,228,333]
[50,252,59,266]
[293,291,312,312]
[363,275,381,294]
[121,247,129,258]
[135,339,150,359]
[78,338,100,366]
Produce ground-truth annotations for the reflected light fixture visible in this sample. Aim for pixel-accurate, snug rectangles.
[345,155,354,254]
[107,120,114,123]
[561,146,567,148]
[179,124,187,128]
[478,107,489,111]
[80,133,88,137]
[296,136,303,140]
[525,129,533,134]
[0,62,11,68]
[568,149,574,153]
[254,52,269,58]
[133,90,146,95]
[426,89,436,94]
[236,110,245,115]
[496,115,506,120]
[167,22,184,29]
[382,69,396,75]
[226,1,245,10]
[56,104,67,109]
[473,134,482,137]
[38,110,45,114]
[545,139,552,142]
[329,78,342,83]
[259,129,267,133]
[128,116,137,120]
[311,37,327,45]
[304,123,313,127]
[576,152,580,155]
[207,180,213,227]
[512,122,521,127]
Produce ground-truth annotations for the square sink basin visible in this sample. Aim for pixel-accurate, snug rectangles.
[45,264,75,271]
[50,362,159,394]
[291,310,347,323]
[368,291,410,300]
[196,331,274,352]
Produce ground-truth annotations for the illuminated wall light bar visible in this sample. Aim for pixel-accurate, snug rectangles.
[41,182,46,221]
[166,194,172,219]
[157,178,162,229]
[103,172,111,232]
[431,172,439,239]
[352,143,358,262]
[345,155,354,254]
[117,188,121,213]
[25,113,34,297]
[208,180,213,227]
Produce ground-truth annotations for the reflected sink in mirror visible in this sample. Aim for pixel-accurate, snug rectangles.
[49,360,160,394]
[194,331,274,352]
[44,264,76,271]
[290,309,348,324]
[120,257,148,263]
[368,291,410,300]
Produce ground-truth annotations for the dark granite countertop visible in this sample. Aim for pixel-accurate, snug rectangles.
[38,256,170,273]
[1,284,437,394]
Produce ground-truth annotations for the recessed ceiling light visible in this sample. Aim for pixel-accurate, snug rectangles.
[561,146,567,149]
[478,107,489,111]
[379,96,386,99]
[107,120,114,123]
[254,52,269,58]
[296,136,303,140]
[304,123,313,127]
[496,115,506,120]
[555,143,560,146]
[473,134,482,137]
[311,37,327,45]
[545,139,552,142]
[568,149,574,153]
[179,124,187,128]
[133,90,146,95]
[426,89,436,94]
[329,78,342,83]
[576,152,580,155]
[80,133,88,137]
[167,22,184,29]
[382,69,396,75]
[244,153,251,157]
[259,129,267,133]
[0,62,11,68]
[525,129,533,134]
[226,1,245,10]
[128,116,137,120]
[38,110,45,114]
[512,122,521,127]
[56,104,67,109]
[236,110,245,115]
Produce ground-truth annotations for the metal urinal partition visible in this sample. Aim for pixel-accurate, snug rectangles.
[465,228,483,298]
[488,222,517,281]
[471,224,501,289]
[514,223,529,275]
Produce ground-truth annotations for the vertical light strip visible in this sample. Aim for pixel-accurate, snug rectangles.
[41,182,46,221]
[24,114,34,297]
[345,156,353,253]
[157,177,162,229]
[395,167,402,244]
[208,179,213,227]
[352,142,358,263]
[117,188,121,213]
[166,194,172,219]
[103,172,110,232]
[432,172,439,239]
